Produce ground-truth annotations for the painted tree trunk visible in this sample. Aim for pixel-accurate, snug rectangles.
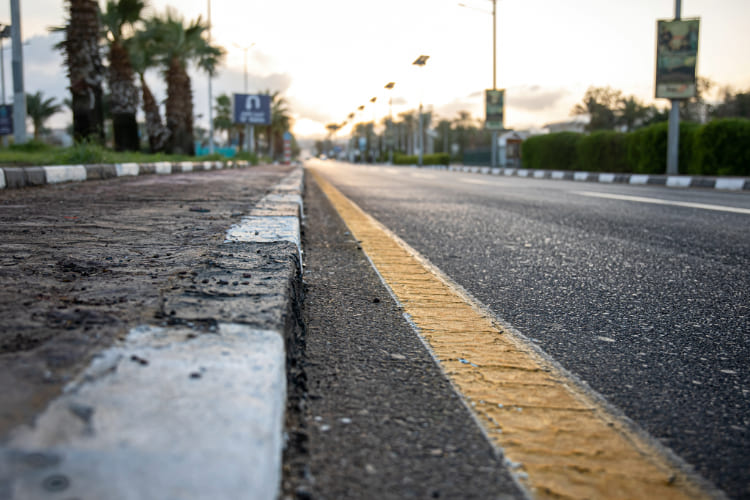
[140,74,169,153]
[66,0,105,143]
[165,58,194,156]
[108,41,139,151]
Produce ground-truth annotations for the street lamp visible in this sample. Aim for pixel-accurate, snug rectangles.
[459,1,501,168]
[412,55,429,167]
[234,42,256,153]
[385,82,395,163]
[207,0,213,154]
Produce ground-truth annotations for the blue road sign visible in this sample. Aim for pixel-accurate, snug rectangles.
[233,94,271,125]
[0,104,13,136]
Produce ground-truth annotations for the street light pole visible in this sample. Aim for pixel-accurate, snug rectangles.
[234,43,256,154]
[10,0,25,145]
[491,0,498,169]
[385,82,395,164]
[412,55,429,167]
[207,0,214,154]
[666,0,681,175]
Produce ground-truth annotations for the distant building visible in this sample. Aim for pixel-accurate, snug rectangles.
[543,118,587,134]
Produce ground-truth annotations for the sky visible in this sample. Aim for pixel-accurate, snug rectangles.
[3,0,750,140]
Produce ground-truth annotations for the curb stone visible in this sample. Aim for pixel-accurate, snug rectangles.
[365,162,749,191]
[0,160,254,190]
[0,166,305,500]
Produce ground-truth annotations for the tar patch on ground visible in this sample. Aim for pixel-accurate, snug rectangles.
[281,175,524,500]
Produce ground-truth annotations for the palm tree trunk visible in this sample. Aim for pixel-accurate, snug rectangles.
[66,0,105,143]
[109,41,139,151]
[139,73,169,153]
[165,58,194,155]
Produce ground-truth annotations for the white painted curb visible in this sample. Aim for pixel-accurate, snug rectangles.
[43,165,87,184]
[3,324,286,500]
[715,178,745,191]
[115,163,139,177]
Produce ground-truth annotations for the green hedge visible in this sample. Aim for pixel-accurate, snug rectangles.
[521,132,580,170]
[521,119,750,176]
[393,152,450,166]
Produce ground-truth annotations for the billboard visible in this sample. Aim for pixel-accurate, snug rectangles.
[232,94,271,125]
[485,89,504,130]
[655,19,700,99]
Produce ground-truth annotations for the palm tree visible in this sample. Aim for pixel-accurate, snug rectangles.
[101,0,144,151]
[213,93,234,147]
[146,9,225,155]
[617,96,648,132]
[261,90,291,159]
[129,28,169,152]
[26,91,62,139]
[60,0,105,143]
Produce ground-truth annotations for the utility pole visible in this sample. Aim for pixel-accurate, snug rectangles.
[666,0,681,175]
[207,0,214,154]
[491,0,498,169]
[10,0,25,144]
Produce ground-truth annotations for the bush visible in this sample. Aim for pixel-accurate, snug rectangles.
[576,131,628,172]
[521,132,581,170]
[393,152,449,166]
[690,119,750,176]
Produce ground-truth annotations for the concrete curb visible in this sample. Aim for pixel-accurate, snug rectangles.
[443,165,750,191]
[0,160,253,190]
[371,162,750,191]
[0,166,305,500]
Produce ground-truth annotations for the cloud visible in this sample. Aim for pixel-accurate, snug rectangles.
[507,86,569,112]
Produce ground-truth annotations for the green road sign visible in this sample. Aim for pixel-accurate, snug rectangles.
[485,89,504,130]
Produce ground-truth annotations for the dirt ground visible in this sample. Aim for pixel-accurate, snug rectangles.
[0,165,294,437]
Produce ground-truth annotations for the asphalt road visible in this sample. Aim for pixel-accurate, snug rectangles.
[310,160,750,499]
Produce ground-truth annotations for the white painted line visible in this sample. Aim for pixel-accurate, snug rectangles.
[551,171,565,180]
[629,175,650,185]
[533,170,546,178]
[411,172,436,179]
[3,323,286,500]
[154,162,171,174]
[43,165,87,184]
[180,161,194,172]
[666,176,692,187]
[0,169,5,189]
[460,178,496,185]
[598,173,615,183]
[715,178,745,191]
[574,172,589,181]
[574,191,750,215]
[115,163,139,177]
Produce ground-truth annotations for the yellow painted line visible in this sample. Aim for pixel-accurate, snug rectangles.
[308,166,720,500]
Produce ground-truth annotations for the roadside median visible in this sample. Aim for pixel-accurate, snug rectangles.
[0,166,304,500]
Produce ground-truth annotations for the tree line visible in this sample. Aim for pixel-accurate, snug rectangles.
[45,0,292,157]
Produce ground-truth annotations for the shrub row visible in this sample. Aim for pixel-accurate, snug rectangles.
[393,152,450,166]
[521,119,750,176]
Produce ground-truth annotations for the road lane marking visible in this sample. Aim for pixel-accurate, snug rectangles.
[309,166,720,500]
[410,172,436,179]
[575,191,750,215]
[460,178,498,186]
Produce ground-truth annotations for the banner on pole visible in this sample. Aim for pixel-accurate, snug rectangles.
[655,19,700,99]
[485,89,504,130]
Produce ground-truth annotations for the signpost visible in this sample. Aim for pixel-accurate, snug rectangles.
[485,89,505,131]
[0,104,12,136]
[232,93,271,154]
[282,131,292,165]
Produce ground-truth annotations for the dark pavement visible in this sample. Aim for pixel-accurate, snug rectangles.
[310,161,749,499]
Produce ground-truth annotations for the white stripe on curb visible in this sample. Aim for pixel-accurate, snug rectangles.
[180,161,194,172]
[115,163,139,177]
[43,165,87,184]
[574,172,589,181]
[598,173,615,183]
[3,323,286,500]
[629,175,650,185]
[715,178,745,191]
[551,171,565,180]
[0,169,5,189]
[666,176,692,187]
[153,162,171,175]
